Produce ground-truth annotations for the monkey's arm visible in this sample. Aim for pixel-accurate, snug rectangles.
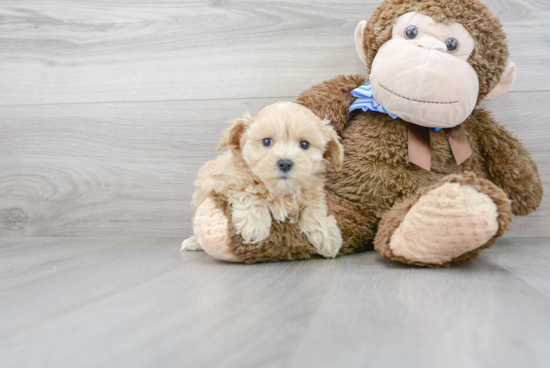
[475,114,543,216]
[296,74,366,135]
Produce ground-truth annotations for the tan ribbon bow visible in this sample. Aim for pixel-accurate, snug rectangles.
[407,124,472,171]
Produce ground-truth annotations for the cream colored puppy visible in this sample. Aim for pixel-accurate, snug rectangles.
[182,102,344,258]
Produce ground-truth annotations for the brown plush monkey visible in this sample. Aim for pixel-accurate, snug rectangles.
[187,0,543,267]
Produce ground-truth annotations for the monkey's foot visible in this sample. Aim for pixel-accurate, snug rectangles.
[193,197,239,262]
[374,172,512,267]
[189,192,320,264]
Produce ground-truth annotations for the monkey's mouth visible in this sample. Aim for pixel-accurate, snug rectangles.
[377,82,458,105]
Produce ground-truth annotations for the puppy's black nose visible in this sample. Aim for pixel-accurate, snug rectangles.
[277,159,293,173]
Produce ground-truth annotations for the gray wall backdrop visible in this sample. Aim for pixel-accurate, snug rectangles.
[1,0,548,237]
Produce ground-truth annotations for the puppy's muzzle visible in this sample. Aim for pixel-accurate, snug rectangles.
[277,159,293,173]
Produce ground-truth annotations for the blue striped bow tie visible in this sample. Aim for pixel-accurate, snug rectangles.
[349,82,442,132]
[349,82,399,119]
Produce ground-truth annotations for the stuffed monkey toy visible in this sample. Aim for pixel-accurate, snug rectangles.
[187,0,543,267]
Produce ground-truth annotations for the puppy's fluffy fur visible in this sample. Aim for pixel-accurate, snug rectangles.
[182,102,344,258]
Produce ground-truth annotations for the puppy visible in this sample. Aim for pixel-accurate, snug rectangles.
[182,102,344,258]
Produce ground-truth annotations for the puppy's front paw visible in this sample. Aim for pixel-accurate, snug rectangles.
[299,213,342,258]
[270,205,288,223]
[182,236,203,251]
[306,229,342,258]
[324,216,343,257]
[239,220,271,244]
[232,206,272,244]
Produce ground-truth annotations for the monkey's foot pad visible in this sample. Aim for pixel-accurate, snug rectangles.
[194,197,239,262]
[389,182,501,264]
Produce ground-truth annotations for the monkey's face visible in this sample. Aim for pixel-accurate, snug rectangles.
[369,12,478,128]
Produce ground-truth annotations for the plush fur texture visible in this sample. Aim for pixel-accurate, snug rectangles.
[296,74,541,266]
[300,75,542,216]
[186,0,543,267]
[207,191,321,264]
[374,172,512,267]
[197,71,541,266]
[198,170,514,267]
[183,102,344,258]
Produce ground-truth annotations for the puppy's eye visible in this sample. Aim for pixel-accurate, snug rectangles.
[445,38,459,53]
[405,25,418,39]
[262,138,273,147]
[300,140,310,150]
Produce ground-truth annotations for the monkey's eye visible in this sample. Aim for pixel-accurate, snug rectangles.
[263,138,273,147]
[300,140,310,150]
[445,38,459,53]
[405,25,418,39]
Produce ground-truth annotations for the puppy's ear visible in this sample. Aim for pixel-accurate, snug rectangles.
[322,120,344,171]
[217,113,254,151]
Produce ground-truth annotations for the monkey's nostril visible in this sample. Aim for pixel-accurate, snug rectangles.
[277,159,293,173]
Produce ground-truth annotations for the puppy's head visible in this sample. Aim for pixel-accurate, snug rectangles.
[218,102,343,195]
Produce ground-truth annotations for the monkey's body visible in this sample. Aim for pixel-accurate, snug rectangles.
[187,0,543,266]
[298,75,541,265]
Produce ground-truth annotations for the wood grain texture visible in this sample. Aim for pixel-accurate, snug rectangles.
[0,0,548,237]
[0,97,282,236]
[0,0,549,105]
[1,92,548,237]
[1,237,549,368]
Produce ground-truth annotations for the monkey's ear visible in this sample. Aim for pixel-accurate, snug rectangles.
[217,114,254,151]
[354,20,369,65]
[323,122,344,171]
[483,61,517,101]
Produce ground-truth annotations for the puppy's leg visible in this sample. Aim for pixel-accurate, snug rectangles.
[181,235,203,251]
[298,201,342,258]
[230,191,272,244]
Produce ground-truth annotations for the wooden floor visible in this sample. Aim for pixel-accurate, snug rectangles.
[1,0,550,367]
[1,237,550,368]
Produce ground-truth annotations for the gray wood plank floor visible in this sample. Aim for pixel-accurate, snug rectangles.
[1,237,550,368]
